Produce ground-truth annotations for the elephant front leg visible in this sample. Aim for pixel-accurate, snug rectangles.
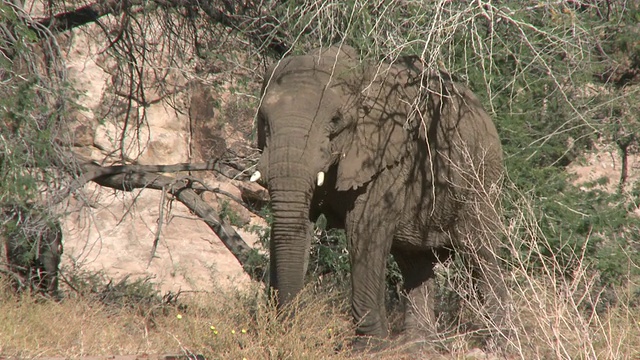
[349,242,391,338]
[346,201,398,340]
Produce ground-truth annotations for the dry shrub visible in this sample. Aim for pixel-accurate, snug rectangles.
[414,166,640,359]
[389,146,640,359]
[497,189,640,359]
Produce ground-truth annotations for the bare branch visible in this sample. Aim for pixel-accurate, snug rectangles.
[16,0,289,56]
[89,167,263,282]
[68,158,247,195]
[33,0,129,35]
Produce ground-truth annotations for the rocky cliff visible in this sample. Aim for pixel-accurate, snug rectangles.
[60,24,264,293]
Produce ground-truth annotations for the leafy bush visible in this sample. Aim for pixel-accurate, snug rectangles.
[0,3,75,297]
[439,2,640,291]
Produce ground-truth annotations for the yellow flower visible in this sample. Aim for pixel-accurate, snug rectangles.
[176,314,182,320]
[213,330,219,335]
[241,328,247,334]
[231,329,236,334]
[210,325,216,330]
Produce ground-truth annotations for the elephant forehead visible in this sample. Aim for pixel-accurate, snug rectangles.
[262,92,311,111]
[262,89,334,109]
[263,91,292,106]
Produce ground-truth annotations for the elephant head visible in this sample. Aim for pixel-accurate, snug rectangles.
[254,45,428,305]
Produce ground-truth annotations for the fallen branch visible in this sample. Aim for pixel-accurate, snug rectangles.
[70,158,266,216]
[69,158,245,192]
[32,0,128,35]
[83,162,266,283]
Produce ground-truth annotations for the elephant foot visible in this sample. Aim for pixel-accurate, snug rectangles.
[348,335,392,354]
[400,318,441,348]
[383,336,450,359]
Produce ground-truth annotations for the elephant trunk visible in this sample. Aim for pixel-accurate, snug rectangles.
[267,130,318,306]
[269,184,311,305]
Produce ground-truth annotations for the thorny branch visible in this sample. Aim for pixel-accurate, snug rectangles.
[6,0,290,56]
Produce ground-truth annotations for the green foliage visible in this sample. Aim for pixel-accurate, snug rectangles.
[307,216,350,292]
[444,3,640,287]
[218,200,245,227]
[0,4,75,296]
[309,215,404,304]
[0,5,74,208]
[1,205,59,267]
[241,206,272,282]
[507,183,640,285]
[1,81,55,205]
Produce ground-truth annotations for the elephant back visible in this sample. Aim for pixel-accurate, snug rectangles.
[421,72,504,192]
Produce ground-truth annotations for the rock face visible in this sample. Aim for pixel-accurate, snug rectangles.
[63,184,261,292]
[61,25,263,293]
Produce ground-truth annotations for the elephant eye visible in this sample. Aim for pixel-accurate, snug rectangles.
[329,114,348,140]
[259,114,270,135]
[328,114,342,134]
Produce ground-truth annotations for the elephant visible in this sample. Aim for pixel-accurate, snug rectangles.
[1,206,63,297]
[252,45,507,343]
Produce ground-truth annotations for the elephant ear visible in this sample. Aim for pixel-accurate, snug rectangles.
[256,113,266,151]
[335,65,413,191]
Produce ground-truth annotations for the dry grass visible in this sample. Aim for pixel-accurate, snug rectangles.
[2,267,639,359]
[0,279,428,359]
[2,180,640,359]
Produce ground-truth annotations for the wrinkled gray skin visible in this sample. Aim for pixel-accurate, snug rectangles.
[1,208,63,297]
[255,45,506,341]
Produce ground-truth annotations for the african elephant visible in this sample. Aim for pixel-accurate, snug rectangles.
[253,45,507,342]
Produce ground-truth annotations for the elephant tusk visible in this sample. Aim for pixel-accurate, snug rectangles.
[316,172,325,186]
[250,171,261,182]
